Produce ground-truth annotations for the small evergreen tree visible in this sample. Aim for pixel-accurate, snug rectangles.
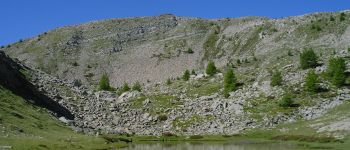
[191,69,196,75]
[206,61,217,76]
[132,81,142,92]
[183,69,190,81]
[288,50,293,56]
[99,73,110,91]
[187,48,194,54]
[119,83,130,94]
[330,16,335,21]
[304,69,319,93]
[300,49,318,69]
[223,68,237,98]
[271,70,283,86]
[327,57,346,87]
[340,12,346,21]
[166,78,172,85]
[279,93,294,107]
[237,59,241,64]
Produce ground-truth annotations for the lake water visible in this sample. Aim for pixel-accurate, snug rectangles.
[122,142,307,150]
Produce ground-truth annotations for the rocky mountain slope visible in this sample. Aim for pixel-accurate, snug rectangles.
[2,10,350,139]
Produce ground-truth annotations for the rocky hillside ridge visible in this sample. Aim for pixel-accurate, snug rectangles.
[1,10,350,137]
[16,54,350,137]
[3,11,350,87]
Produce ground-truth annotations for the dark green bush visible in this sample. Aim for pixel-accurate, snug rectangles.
[206,61,217,76]
[300,49,318,69]
[271,70,282,86]
[279,93,294,107]
[340,12,346,21]
[187,48,194,54]
[118,83,130,94]
[158,115,168,121]
[166,78,172,85]
[189,135,204,139]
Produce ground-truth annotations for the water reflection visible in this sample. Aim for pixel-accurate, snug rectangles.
[122,142,306,150]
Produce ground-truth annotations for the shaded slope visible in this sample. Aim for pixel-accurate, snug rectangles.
[0,51,73,119]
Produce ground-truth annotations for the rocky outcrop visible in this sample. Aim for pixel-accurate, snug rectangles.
[0,51,74,119]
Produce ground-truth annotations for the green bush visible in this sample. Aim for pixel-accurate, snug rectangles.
[99,73,111,91]
[271,70,283,86]
[118,83,130,94]
[288,50,293,56]
[189,135,204,139]
[206,60,217,76]
[182,69,190,81]
[237,59,241,64]
[166,78,172,85]
[327,57,346,87]
[279,93,294,107]
[304,69,319,93]
[340,12,346,21]
[191,69,196,75]
[158,115,168,121]
[223,68,237,98]
[300,49,318,69]
[132,81,142,92]
[187,48,194,54]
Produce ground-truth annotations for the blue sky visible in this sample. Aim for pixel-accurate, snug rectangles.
[1,0,350,46]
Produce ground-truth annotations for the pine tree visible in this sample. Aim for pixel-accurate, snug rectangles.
[99,73,110,91]
[304,69,319,93]
[300,49,318,69]
[166,78,172,85]
[206,61,217,76]
[118,83,130,95]
[271,70,283,86]
[182,69,190,81]
[327,57,346,87]
[223,68,237,98]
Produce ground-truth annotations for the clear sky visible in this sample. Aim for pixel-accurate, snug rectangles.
[1,0,350,46]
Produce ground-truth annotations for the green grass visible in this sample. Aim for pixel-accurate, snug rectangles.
[172,115,214,131]
[0,85,125,149]
[131,94,182,115]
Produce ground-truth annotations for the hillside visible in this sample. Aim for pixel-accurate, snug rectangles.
[1,10,350,149]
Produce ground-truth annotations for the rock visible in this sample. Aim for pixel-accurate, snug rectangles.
[59,117,74,125]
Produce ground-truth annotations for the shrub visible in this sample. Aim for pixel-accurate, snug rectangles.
[118,83,130,94]
[223,68,236,98]
[330,16,335,21]
[206,60,217,76]
[166,78,172,85]
[187,48,194,54]
[182,69,190,81]
[253,56,258,61]
[191,69,196,75]
[279,93,294,107]
[340,12,346,21]
[132,81,142,92]
[300,49,318,69]
[271,70,283,86]
[327,57,346,87]
[237,59,241,64]
[0,46,4,49]
[99,73,111,91]
[304,69,319,93]
[288,50,293,56]
[158,115,168,121]
[72,61,79,66]
[73,79,82,87]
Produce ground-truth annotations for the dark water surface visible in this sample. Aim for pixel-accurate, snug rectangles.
[122,141,308,150]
